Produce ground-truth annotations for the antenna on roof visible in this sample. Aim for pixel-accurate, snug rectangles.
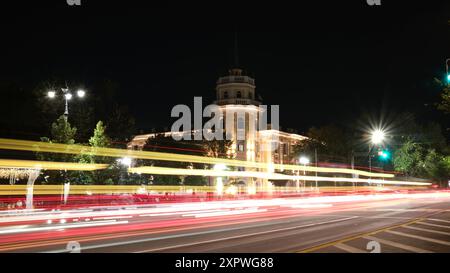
[234,31,239,68]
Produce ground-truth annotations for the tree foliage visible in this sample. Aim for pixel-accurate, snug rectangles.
[37,115,77,184]
[294,125,353,163]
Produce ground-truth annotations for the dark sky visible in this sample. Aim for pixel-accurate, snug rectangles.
[1,1,449,134]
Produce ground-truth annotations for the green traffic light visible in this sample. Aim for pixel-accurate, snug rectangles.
[378,150,390,160]
[447,74,450,82]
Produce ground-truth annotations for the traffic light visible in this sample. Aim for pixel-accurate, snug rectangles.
[447,74,450,83]
[377,150,390,160]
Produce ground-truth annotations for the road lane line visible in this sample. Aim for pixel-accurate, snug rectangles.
[44,216,358,253]
[298,208,450,253]
[416,222,450,229]
[363,235,433,253]
[385,230,450,246]
[402,225,450,236]
[0,210,341,252]
[132,217,358,253]
[427,218,450,224]
[299,219,423,253]
[333,243,366,253]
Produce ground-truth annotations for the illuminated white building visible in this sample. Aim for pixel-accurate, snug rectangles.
[128,67,307,188]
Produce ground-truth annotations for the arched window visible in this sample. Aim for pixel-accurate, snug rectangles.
[237,91,242,98]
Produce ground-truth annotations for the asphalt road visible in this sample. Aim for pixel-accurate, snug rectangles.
[1,192,450,253]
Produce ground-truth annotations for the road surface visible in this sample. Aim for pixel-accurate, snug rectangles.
[1,191,450,253]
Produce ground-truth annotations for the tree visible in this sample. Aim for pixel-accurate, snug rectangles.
[393,139,424,177]
[202,137,234,159]
[37,115,77,184]
[436,77,450,114]
[293,125,352,163]
[151,175,181,185]
[183,175,208,186]
[89,121,110,148]
[393,139,449,185]
[423,149,449,183]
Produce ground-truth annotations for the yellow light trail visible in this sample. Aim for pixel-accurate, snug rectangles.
[128,166,431,186]
[0,138,394,178]
[0,185,428,196]
[0,159,108,171]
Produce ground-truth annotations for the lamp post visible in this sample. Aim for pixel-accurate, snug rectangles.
[299,156,310,191]
[369,129,385,174]
[446,58,450,86]
[213,164,227,197]
[47,87,86,118]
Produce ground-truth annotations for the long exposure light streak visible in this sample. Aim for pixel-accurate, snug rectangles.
[0,185,428,196]
[0,159,108,171]
[128,166,431,186]
[0,138,394,178]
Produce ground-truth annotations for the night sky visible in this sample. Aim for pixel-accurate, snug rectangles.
[1,1,449,135]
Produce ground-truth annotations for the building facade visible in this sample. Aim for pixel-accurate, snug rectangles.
[128,67,307,188]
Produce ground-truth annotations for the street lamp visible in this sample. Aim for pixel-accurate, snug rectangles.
[298,156,310,191]
[47,91,56,98]
[77,89,86,98]
[47,87,86,118]
[117,157,132,167]
[299,156,310,165]
[371,129,385,145]
[213,164,227,196]
[369,129,386,174]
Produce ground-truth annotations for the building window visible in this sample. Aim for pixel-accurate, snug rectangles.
[224,91,228,99]
[237,91,242,98]
[238,144,244,152]
[237,117,245,129]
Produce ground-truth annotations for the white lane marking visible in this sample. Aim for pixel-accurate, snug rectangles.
[92,216,133,220]
[416,222,450,229]
[133,217,358,253]
[182,208,267,218]
[402,225,450,236]
[43,216,357,253]
[427,218,450,224]
[139,209,228,217]
[385,230,450,246]
[363,235,433,253]
[333,243,366,253]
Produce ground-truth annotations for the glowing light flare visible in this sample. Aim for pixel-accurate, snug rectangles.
[299,156,310,165]
[371,129,385,144]
[117,157,132,167]
[47,91,56,98]
[77,90,85,98]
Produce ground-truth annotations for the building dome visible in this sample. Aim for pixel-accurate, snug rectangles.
[214,68,261,106]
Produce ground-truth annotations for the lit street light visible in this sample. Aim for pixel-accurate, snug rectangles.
[117,157,132,167]
[298,156,310,191]
[371,129,385,145]
[47,91,56,98]
[77,90,86,98]
[299,156,310,165]
[369,129,386,174]
[47,87,86,118]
